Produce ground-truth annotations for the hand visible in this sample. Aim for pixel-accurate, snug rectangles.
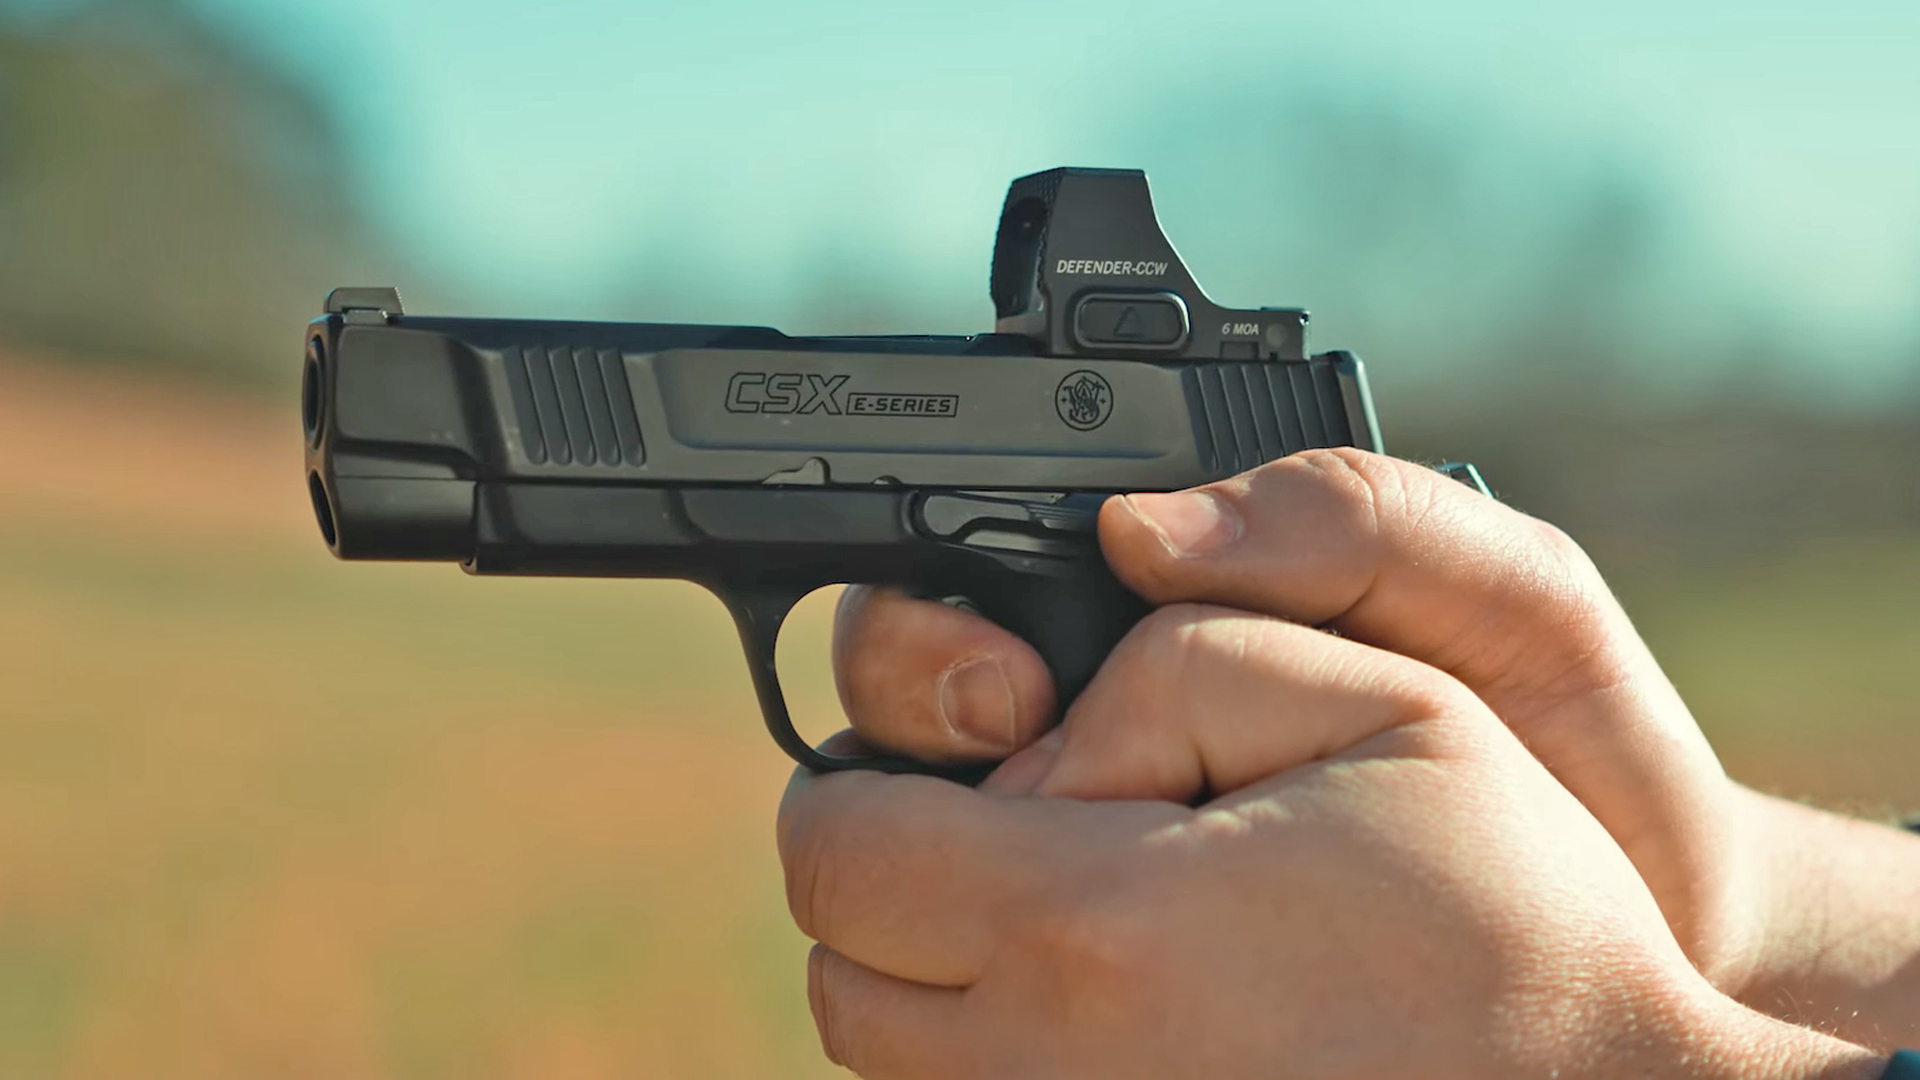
[837,449,1750,976]
[783,602,1880,1078]
[830,449,1920,1041]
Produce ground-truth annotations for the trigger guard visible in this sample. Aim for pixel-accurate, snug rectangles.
[786,737,997,785]
[718,582,998,785]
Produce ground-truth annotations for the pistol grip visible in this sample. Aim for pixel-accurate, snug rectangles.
[961,557,1148,712]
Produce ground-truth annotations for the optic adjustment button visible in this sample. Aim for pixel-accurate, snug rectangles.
[1072,292,1189,350]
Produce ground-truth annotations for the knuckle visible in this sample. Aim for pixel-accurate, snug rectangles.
[1486,512,1616,641]
[833,584,882,655]
[807,947,841,1065]
[782,821,828,939]
[845,611,908,686]
[1311,633,1482,731]
[833,608,888,711]
[1128,602,1215,655]
[811,948,856,1069]
[1387,662,1485,725]
[781,792,857,942]
[1289,444,1380,477]
[1279,447,1391,536]
[1374,706,1482,762]
[1116,604,1228,705]
[832,582,875,635]
[1525,517,1604,591]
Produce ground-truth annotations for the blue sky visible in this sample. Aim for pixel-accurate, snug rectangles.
[60,0,1920,381]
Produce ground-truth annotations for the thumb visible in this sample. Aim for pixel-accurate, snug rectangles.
[1093,447,1636,719]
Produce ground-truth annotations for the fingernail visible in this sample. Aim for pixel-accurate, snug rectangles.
[1123,491,1242,557]
[937,655,1015,750]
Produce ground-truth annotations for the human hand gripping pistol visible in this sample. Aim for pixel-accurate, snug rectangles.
[303,167,1483,780]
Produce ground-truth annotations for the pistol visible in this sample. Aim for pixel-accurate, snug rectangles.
[303,167,1415,779]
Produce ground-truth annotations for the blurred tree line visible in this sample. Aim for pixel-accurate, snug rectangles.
[0,0,378,385]
[1,0,1915,567]
[1165,88,1920,562]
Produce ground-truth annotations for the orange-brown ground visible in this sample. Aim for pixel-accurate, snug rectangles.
[0,351,841,1079]
[0,349,1915,1078]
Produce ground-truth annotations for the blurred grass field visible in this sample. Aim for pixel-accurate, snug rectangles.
[1619,541,1920,815]
[1,351,1916,1079]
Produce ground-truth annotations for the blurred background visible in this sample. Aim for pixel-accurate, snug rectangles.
[1,0,1917,1075]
